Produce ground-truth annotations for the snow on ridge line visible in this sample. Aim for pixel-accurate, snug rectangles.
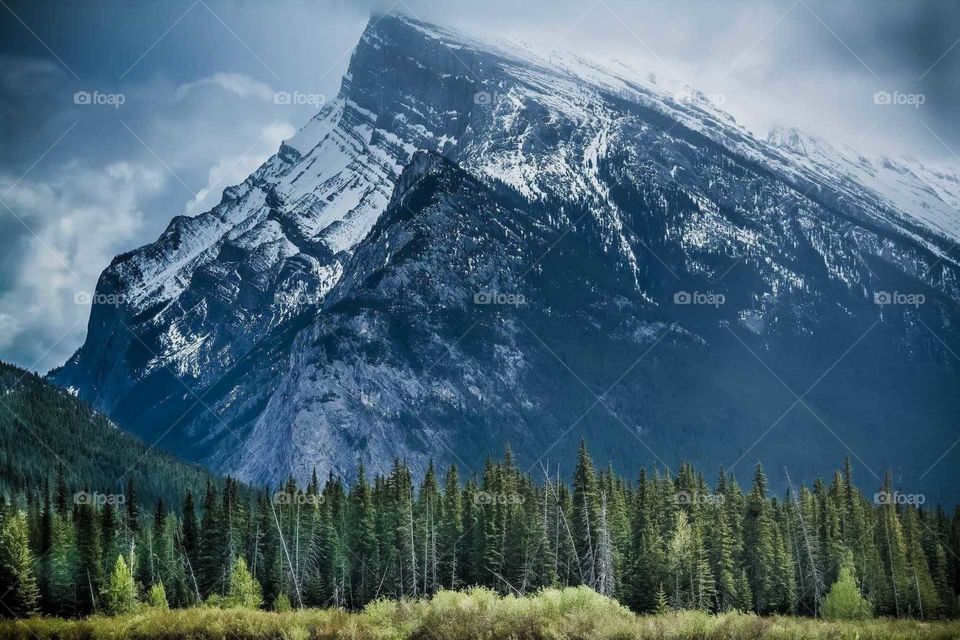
[372,14,960,249]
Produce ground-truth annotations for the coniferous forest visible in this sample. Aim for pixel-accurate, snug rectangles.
[2,442,958,625]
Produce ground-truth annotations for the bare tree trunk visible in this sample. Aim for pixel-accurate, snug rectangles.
[408,499,418,598]
[786,469,824,617]
[884,515,901,617]
[270,498,303,607]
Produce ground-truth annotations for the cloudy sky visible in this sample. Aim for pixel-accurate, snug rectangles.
[1,0,958,373]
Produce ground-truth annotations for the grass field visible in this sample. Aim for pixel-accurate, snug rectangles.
[2,587,959,640]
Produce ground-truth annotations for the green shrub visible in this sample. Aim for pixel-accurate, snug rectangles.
[2,587,959,640]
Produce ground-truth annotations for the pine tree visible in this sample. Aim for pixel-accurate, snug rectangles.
[690,519,716,610]
[147,581,169,609]
[902,506,940,618]
[706,481,738,611]
[595,493,616,597]
[655,582,670,614]
[125,478,140,534]
[47,513,78,616]
[439,464,463,590]
[627,469,664,612]
[54,466,68,518]
[102,554,137,615]
[823,555,872,620]
[771,503,796,614]
[572,440,600,588]
[100,501,118,577]
[198,482,228,596]
[181,491,199,567]
[74,497,103,613]
[0,512,40,617]
[743,464,777,614]
[875,472,910,617]
[349,462,379,606]
[223,557,263,609]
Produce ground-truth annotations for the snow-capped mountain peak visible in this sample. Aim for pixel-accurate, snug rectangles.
[54,14,960,495]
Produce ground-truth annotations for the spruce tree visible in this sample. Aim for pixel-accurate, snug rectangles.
[125,478,140,534]
[572,440,600,588]
[743,464,776,614]
[147,581,169,608]
[102,554,137,615]
[706,485,738,611]
[0,512,40,617]
[439,464,463,590]
[47,513,78,616]
[198,482,228,596]
[823,555,872,620]
[349,462,379,606]
[74,498,103,613]
[223,556,263,609]
[875,472,910,617]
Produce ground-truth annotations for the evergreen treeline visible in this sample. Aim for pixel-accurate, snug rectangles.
[0,362,223,509]
[1,443,958,619]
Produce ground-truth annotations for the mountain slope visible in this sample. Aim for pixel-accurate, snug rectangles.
[1,361,222,507]
[53,14,960,498]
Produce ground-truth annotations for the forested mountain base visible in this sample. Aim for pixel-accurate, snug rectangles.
[4,588,960,640]
[1,441,958,622]
[0,362,224,508]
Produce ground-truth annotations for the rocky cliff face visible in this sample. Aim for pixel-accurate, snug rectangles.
[54,14,960,497]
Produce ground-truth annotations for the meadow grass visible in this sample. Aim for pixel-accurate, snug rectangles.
[2,587,958,640]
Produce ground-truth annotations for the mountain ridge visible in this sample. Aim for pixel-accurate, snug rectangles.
[52,13,960,498]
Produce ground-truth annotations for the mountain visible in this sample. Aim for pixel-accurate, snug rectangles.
[52,14,960,498]
[0,360,222,508]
